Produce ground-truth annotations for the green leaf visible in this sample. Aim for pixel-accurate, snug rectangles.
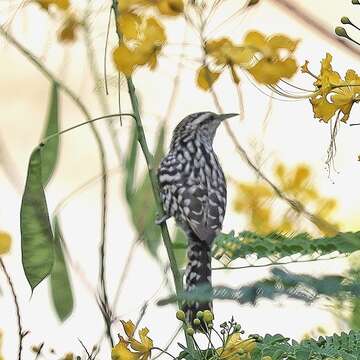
[50,217,74,321]
[41,82,59,186]
[126,124,166,257]
[20,147,54,291]
[157,268,360,307]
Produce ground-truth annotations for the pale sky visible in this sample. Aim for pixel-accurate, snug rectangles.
[1,1,360,359]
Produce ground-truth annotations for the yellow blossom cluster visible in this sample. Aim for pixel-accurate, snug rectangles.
[0,231,11,255]
[198,31,299,90]
[112,320,153,360]
[113,0,183,76]
[302,53,360,123]
[233,163,338,235]
[217,332,256,360]
[32,0,80,43]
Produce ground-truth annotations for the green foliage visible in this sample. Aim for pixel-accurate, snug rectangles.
[213,231,360,265]
[158,268,360,306]
[50,218,74,321]
[20,147,54,291]
[41,81,59,186]
[250,331,360,359]
[124,124,165,257]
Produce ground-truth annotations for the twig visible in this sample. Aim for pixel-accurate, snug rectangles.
[111,237,141,311]
[0,258,24,360]
[78,338,93,360]
[151,347,176,360]
[82,7,122,163]
[269,0,360,59]
[152,326,182,360]
[212,254,346,270]
[0,25,114,348]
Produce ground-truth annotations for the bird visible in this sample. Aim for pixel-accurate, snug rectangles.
[156,111,238,324]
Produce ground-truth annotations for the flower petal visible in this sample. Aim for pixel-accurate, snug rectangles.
[0,231,11,255]
[121,320,136,338]
[112,338,139,360]
[196,66,221,90]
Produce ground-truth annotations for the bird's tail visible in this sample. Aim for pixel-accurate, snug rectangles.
[183,229,213,325]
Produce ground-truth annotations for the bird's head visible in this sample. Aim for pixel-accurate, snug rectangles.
[172,112,238,145]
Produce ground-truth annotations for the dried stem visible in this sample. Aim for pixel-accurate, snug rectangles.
[0,258,24,360]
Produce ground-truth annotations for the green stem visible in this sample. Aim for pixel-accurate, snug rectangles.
[110,1,194,351]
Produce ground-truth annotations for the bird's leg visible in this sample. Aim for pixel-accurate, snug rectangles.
[155,213,171,225]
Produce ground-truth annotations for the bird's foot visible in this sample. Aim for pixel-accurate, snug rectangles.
[155,213,170,225]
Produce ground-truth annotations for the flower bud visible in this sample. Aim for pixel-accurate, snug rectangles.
[208,323,213,329]
[186,327,195,336]
[203,310,214,323]
[193,319,201,326]
[341,16,351,24]
[335,26,349,38]
[352,0,360,4]
[234,324,242,332]
[196,311,204,319]
[176,310,186,321]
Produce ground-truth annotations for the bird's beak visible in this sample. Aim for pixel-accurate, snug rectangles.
[217,113,239,121]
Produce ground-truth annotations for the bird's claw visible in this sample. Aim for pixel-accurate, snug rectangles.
[155,213,170,225]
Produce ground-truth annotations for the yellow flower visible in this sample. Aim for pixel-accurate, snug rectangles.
[33,0,69,11]
[206,38,254,67]
[0,232,11,255]
[202,37,254,87]
[112,320,153,360]
[244,31,299,84]
[217,333,256,360]
[233,162,338,236]
[303,53,360,123]
[57,13,80,43]
[113,16,166,76]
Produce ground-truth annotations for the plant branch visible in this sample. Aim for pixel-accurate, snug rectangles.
[0,25,114,347]
[110,1,194,350]
[0,258,24,360]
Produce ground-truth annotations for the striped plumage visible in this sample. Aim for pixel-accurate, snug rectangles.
[157,111,237,324]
